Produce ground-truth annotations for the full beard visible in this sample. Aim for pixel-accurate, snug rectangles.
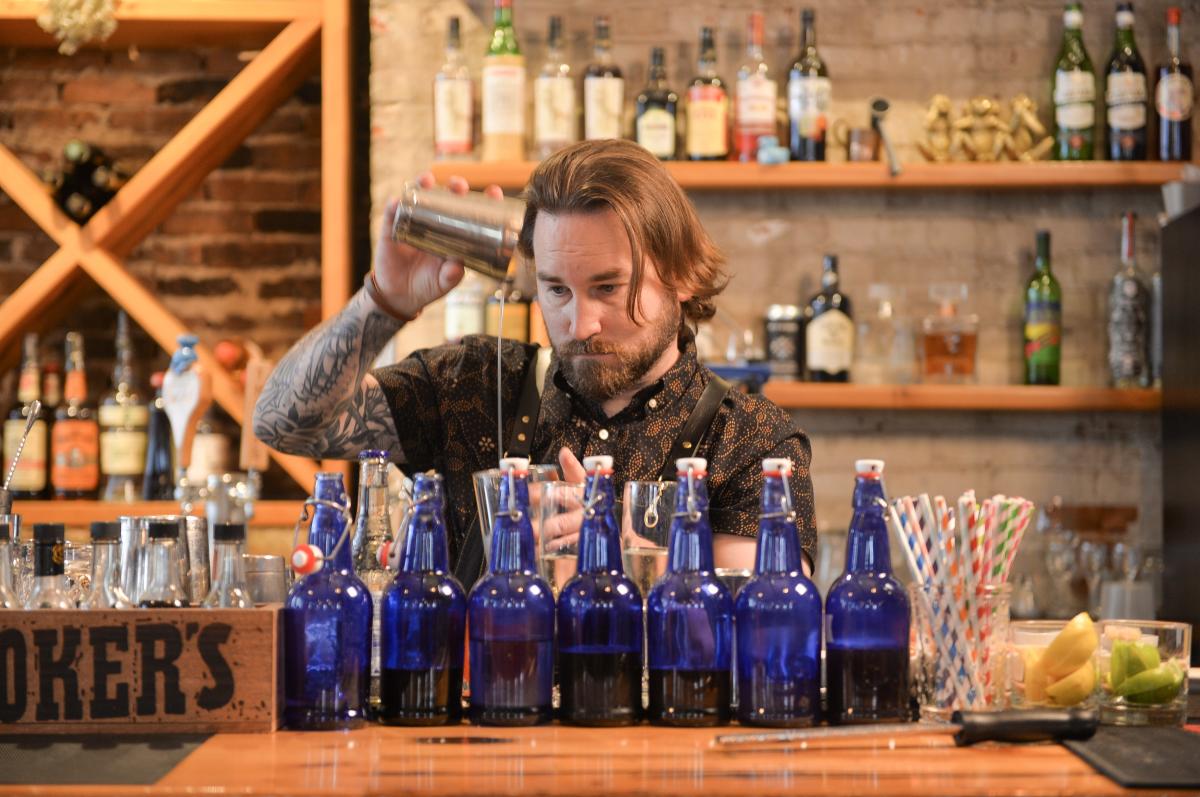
[557,303,681,402]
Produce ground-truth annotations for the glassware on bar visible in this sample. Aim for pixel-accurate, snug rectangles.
[379,472,466,726]
[202,522,252,609]
[556,455,643,726]
[467,457,555,726]
[646,457,733,727]
[0,516,19,608]
[81,521,130,609]
[534,480,583,597]
[735,458,822,727]
[1098,619,1191,726]
[620,480,675,597]
[472,463,559,567]
[26,523,74,609]
[351,449,394,711]
[1009,616,1098,711]
[137,521,189,608]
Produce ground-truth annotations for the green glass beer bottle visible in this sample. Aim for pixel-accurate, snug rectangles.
[1024,230,1063,386]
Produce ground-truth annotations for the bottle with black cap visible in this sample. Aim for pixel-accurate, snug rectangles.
[0,520,18,608]
[203,522,252,609]
[81,521,130,609]
[138,520,190,608]
[25,523,74,609]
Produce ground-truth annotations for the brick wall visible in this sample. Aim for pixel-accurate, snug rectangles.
[371,0,1189,550]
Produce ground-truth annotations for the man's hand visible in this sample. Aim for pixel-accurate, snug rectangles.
[539,447,587,552]
[373,174,504,319]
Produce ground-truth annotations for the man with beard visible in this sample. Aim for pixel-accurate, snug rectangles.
[254,139,815,587]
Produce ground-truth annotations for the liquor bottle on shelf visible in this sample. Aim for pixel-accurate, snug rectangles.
[788,9,830,162]
[467,457,555,726]
[481,0,525,162]
[735,11,777,162]
[921,283,979,385]
[351,449,394,712]
[202,522,252,609]
[825,460,909,724]
[1053,1,1097,160]
[735,458,821,727]
[444,274,488,343]
[1024,231,1062,386]
[3,333,49,500]
[636,47,678,160]
[557,455,643,726]
[1156,6,1194,161]
[584,15,624,141]
[100,312,148,502]
[51,332,99,499]
[685,26,729,161]
[0,518,18,608]
[284,472,373,729]
[434,16,474,161]
[1105,1,1148,161]
[25,523,73,609]
[646,457,733,727]
[41,355,61,418]
[379,471,466,725]
[142,371,174,500]
[81,521,131,609]
[137,520,190,608]
[534,15,577,159]
[1108,211,1151,388]
[804,254,854,382]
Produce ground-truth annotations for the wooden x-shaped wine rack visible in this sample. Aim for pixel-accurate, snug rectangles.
[0,0,354,489]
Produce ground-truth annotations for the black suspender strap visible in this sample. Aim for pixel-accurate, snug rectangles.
[657,374,732,482]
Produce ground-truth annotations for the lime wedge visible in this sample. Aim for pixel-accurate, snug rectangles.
[1125,662,1185,706]
[1110,640,1130,690]
[1126,641,1161,678]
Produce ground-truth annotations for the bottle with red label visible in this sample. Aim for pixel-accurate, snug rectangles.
[735,11,777,162]
[1156,6,1194,161]
[3,333,49,500]
[51,332,100,500]
[686,26,729,161]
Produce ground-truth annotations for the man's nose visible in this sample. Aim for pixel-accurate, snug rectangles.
[569,298,603,341]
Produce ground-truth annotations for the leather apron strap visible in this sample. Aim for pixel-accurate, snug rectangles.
[657,374,732,482]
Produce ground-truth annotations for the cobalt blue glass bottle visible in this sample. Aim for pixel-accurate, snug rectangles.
[646,457,733,726]
[467,457,555,726]
[735,458,822,727]
[557,455,643,726]
[825,459,910,724]
[283,471,373,730]
[379,472,466,725]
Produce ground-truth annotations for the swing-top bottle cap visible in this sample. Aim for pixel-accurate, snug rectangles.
[676,457,707,475]
[855,459,885,477]
[762,457,792,476]
[583,455,613,472]
[498,457,530,474]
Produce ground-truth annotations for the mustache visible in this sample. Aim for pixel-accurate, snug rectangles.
[558,338,622,356]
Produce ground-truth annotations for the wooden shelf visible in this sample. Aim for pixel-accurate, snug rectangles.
[431,160,1191,192]
[762,383,1162,412]
[14,499,303,527]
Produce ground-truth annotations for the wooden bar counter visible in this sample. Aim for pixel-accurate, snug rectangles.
[1,723,1184,797]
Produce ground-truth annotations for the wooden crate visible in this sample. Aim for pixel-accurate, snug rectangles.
[0,607,281,733]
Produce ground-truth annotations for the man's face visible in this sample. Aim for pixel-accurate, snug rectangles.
[533,209,685,402]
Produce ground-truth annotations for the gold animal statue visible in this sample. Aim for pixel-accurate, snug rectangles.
[917,94,955,162]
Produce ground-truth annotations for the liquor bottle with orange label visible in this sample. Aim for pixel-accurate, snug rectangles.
[51,332,100,500]
[685,26,729,161]
[3,333,50,499]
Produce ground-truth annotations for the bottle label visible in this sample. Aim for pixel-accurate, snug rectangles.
[52,419,100,491]
[534,75,577,145]
[434,77,473,154]
[3,418,47,492]
[1106,72,1148,129]
[806,309,854,373]
[482,62,526,135]
[98,404,150,428]
[584,75,624,140]
[1024,299,1063,365]
[17,371,39,403]
[1108,276,1150,385]
[787,75,831,141]
[1055,70,1096,128]
[35,541,64,577]
[686,85,728,157]
[1157,73,1195,122]
[637,108,677,157]
[101,429,148,476]
[42,374,61,408]
[737,73,778,127]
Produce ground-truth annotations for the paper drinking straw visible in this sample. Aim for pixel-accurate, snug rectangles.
[1001,499,1035,584]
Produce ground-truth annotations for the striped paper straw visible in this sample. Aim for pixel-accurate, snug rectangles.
[1001,499,1035,584]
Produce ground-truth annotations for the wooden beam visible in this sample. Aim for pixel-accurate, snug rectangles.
[762,383,1162,412]
[0,0,320,24]
[79,17,322,256]
[321,0,352,322]
[0,144,77,246]
[0,246,82,356]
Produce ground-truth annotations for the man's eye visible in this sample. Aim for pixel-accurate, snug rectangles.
[597,284,619,295]
[547,286,569,297]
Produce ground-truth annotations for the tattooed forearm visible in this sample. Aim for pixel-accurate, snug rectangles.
[253,289,403,459]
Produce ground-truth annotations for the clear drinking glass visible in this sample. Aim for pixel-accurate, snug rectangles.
[472,464,559,566]
[63,541,92,606]
[533,481,584,597]
[1009,619,1099,710]
[1098,620,1191,726]
[620,480,676,598]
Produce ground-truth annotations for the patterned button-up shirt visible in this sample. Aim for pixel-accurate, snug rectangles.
[373,332,817,569]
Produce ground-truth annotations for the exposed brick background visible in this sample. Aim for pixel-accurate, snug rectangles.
[371,0,1196,561]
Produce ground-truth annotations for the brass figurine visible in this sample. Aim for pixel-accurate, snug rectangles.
[918,93,1055,162]
[917,94,955,162]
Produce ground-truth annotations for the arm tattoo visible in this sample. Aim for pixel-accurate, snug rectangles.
[253,290,403,459]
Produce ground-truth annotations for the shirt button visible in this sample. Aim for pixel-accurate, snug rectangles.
[598,429,610,441]
[648,399,658,410]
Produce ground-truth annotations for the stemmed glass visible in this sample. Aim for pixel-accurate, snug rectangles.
[1078,540,1110,619]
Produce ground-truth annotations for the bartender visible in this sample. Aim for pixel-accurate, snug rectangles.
[253,139,816,587]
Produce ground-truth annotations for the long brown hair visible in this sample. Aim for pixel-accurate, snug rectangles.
[517,140,728,325]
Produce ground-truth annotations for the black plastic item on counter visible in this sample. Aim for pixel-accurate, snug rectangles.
[1064,724,1200,788]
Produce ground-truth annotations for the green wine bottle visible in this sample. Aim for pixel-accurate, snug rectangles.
[1024,230,1063,386]
[1053,1,1097,160]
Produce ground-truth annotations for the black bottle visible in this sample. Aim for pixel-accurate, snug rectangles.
[803,255,854,382]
